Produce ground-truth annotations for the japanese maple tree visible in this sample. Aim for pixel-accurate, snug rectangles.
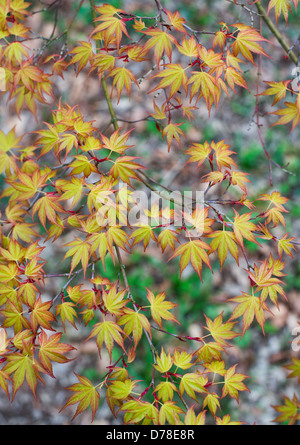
[0,0,299,425]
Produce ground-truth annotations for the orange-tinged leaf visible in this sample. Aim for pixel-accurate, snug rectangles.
[165,9,187,33]
[109,378,138,400]
[271,101,300,130]
[100,128,133,154]
[261,80,291,105]
[157,228,179,252]
[60,373,100,421]
[150,63,188,98]
[267,0,293,24]
[3,351,45,400]
[142,29,177,68]
[168,239,212,281]
[91,11,130,51]
[272,394,300,425]
[159,401,184,425]
[277,233,296,258]
[130,224,157,250]
[184,406,206,425]
[30,297,56,333]
[38,330,75,377]
[185,140,211,168]
[221,364,249,402]
[231,27,270,64]
[208,229,239,270]
[146,289,178,328]
[233,209,259,248]
[228,291,268,334]
[203,312,240,346]
[102,283,128,316]
[118,308,151,348]
[109,156,145,185]
[108,67,138,103]
[176,35,199,58]
[153,347,173,373]
[69,41,94,74]
[179,373,208,400]
[154,380,177,402]
[86,320,125,360]
[173,349,194,370]
[32,194,65,229]
[162,122,185,151]
[56,301,79,331]
[63,237,91,277]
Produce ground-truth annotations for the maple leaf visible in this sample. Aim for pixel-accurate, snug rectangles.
[86,320,125,360]
[208,229,239,270]
[63,237,91,277]
[69,155,99,177]
[3,351,45,400]
[108,67,138,103]
[109,378,138,400]
[194,341,224,363]
[11,169,47,200]
[60,373,100,422]
[157,228,179,253]
[56,301,79,331]
[149,63,189,98]
[232,209,259,249]
[109,156,145,185]
[141,29,177,68]
[57,177,85,208]
[221,364,249,402]
[0,328,10,356]
[69,41,94,74]
[162,122,184,151]
[184,406,206,425]
[176,35,199,59]
[211,140,237,170]
[179,373,208,401]
[153,347,173,374]
[203,313,240,346]
[118,308,151,348]
[188,71,219,109]
[228,291,269,335]
[231,27,269,64]
[154,380,177,403]
[100,128,133,154]
[159,401,184,425]
[271,101,300,130]
[30,297,56,333]
[32,194,65,229]
[1,300,31,334]
[90,7,130,51]
[102,283,128,316]
[173,349,194,370]
[129,224,157,251]
[285,357,300,383]
[272,394,300,425]
[267,0,293,24]
[229,171,251,193]
[0,127,22,174]
[261,80,291,105]
[215,413,244,425]
[146,289,178,328]
[203,392,221,416]
[185,140,211,168]
[224,66,250,93]
[169,239,212,280]
[38,330,75,377]
[165,9,187,34]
